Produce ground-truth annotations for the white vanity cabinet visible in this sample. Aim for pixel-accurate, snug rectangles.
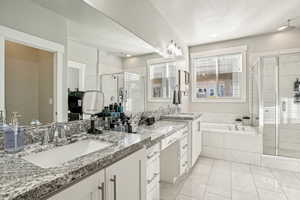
[160,127,189,183]
[48,170,105,200]
[146,143,160,200]
[48,148,146,200]
[191,118,202,167]
[106,148,146,200]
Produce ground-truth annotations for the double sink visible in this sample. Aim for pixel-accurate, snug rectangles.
[23,139,112,168]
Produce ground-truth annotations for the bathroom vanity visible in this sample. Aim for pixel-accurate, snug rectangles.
[0,120,189,200]
[160,113,202,168]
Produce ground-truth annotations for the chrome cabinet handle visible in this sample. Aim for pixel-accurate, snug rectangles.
[182,144,188,150]
[98,182,105,200]
[182,161,188,167]
[147,173,159,184]
[147,151,158,160]
[198,121,201,131]
[110,175,117,200]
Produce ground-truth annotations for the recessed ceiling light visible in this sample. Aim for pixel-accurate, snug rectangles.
[126,54,131,57]
[277,19,296,31]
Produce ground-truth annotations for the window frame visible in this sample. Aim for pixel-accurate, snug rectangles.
[190,46,247,103]
[147,58,177,102]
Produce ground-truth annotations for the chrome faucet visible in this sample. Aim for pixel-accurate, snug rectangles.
[51,122,68,146]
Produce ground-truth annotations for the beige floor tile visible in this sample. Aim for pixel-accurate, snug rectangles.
[257,189,287,200]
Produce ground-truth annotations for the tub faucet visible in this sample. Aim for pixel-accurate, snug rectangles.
[234,124,239,131]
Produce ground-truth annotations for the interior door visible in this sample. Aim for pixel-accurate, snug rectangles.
[106,148,146,200]
[278,53,300,159]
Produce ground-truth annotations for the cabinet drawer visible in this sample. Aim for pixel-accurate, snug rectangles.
[180,153,188,175]
[161,134,177,150]
[178,127,189,138]
[180,136,188,150]
[147,184,159,200]
[147,156,160,181]
[147,172,159,193]
[147,143,160,163]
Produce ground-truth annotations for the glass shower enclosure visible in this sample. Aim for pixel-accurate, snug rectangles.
[100,72,145,113]
[251,51,300,159]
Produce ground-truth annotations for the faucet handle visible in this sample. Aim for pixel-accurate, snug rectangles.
[41,128,50,145]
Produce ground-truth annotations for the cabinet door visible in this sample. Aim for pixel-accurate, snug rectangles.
[106,148,146,200]
[196,120,202,158]
[191,119,202,166]
[48,170,105,200]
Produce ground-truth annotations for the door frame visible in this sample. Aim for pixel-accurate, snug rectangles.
[0,25,65,122]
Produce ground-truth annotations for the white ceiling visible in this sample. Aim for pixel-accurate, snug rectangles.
[31,0,156,56]
[149,0,300,46]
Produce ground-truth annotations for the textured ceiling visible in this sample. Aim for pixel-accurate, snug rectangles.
[149,0,300,45]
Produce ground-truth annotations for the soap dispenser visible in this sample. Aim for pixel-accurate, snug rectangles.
[4,112,25,153]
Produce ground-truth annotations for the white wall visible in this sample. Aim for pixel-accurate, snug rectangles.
[99,51,123,75]
[68,40,123,91]
[67,40,98,90]
[189,28,300,115]
[122,54,189,112]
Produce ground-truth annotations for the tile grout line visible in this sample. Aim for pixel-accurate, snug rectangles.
[202,158,215,200]
[249,165,262,200]
[230,161,232,200]
[269,168,289,200]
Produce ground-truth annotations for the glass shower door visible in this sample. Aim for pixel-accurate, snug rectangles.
[261,57,277,156]
[278,53,300,159]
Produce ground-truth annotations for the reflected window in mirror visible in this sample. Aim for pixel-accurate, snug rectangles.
[148,61,177,102]
[67,61,86,92]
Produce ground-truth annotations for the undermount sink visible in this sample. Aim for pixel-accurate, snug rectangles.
[23,139,112,168]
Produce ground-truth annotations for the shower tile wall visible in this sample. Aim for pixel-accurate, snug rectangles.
[278,53,300,158]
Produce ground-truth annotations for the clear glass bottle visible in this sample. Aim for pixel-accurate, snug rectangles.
[4,112,24,153]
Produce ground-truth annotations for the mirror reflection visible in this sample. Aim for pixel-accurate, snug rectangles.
[2,0,157,126]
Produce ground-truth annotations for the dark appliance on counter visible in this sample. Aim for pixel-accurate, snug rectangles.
[294,78,300,103]
[68,89,84,121]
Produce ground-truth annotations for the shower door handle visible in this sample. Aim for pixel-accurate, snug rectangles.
[282,101,287,112]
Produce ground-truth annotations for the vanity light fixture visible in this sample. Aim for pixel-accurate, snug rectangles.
[277,19,295,31]
[166,40,183,57]
[126,54,132,57]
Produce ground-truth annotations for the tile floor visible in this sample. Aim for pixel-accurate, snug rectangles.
[160,157,300,200]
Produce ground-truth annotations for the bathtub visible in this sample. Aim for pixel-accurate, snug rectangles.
[201,122,262,165]
[201,122,258,135]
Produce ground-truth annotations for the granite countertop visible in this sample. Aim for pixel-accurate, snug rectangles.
[160,112,202,121]
[0,120,188,200]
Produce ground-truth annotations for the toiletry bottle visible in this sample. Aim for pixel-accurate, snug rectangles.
[4,112,24,153]
[119,103,123,113]
[0,110,4,132]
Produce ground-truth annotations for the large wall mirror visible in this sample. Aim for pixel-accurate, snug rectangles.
[31,0,157,122]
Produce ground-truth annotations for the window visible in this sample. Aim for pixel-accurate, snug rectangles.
[148,60,177,101]
[191,46,247,102]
